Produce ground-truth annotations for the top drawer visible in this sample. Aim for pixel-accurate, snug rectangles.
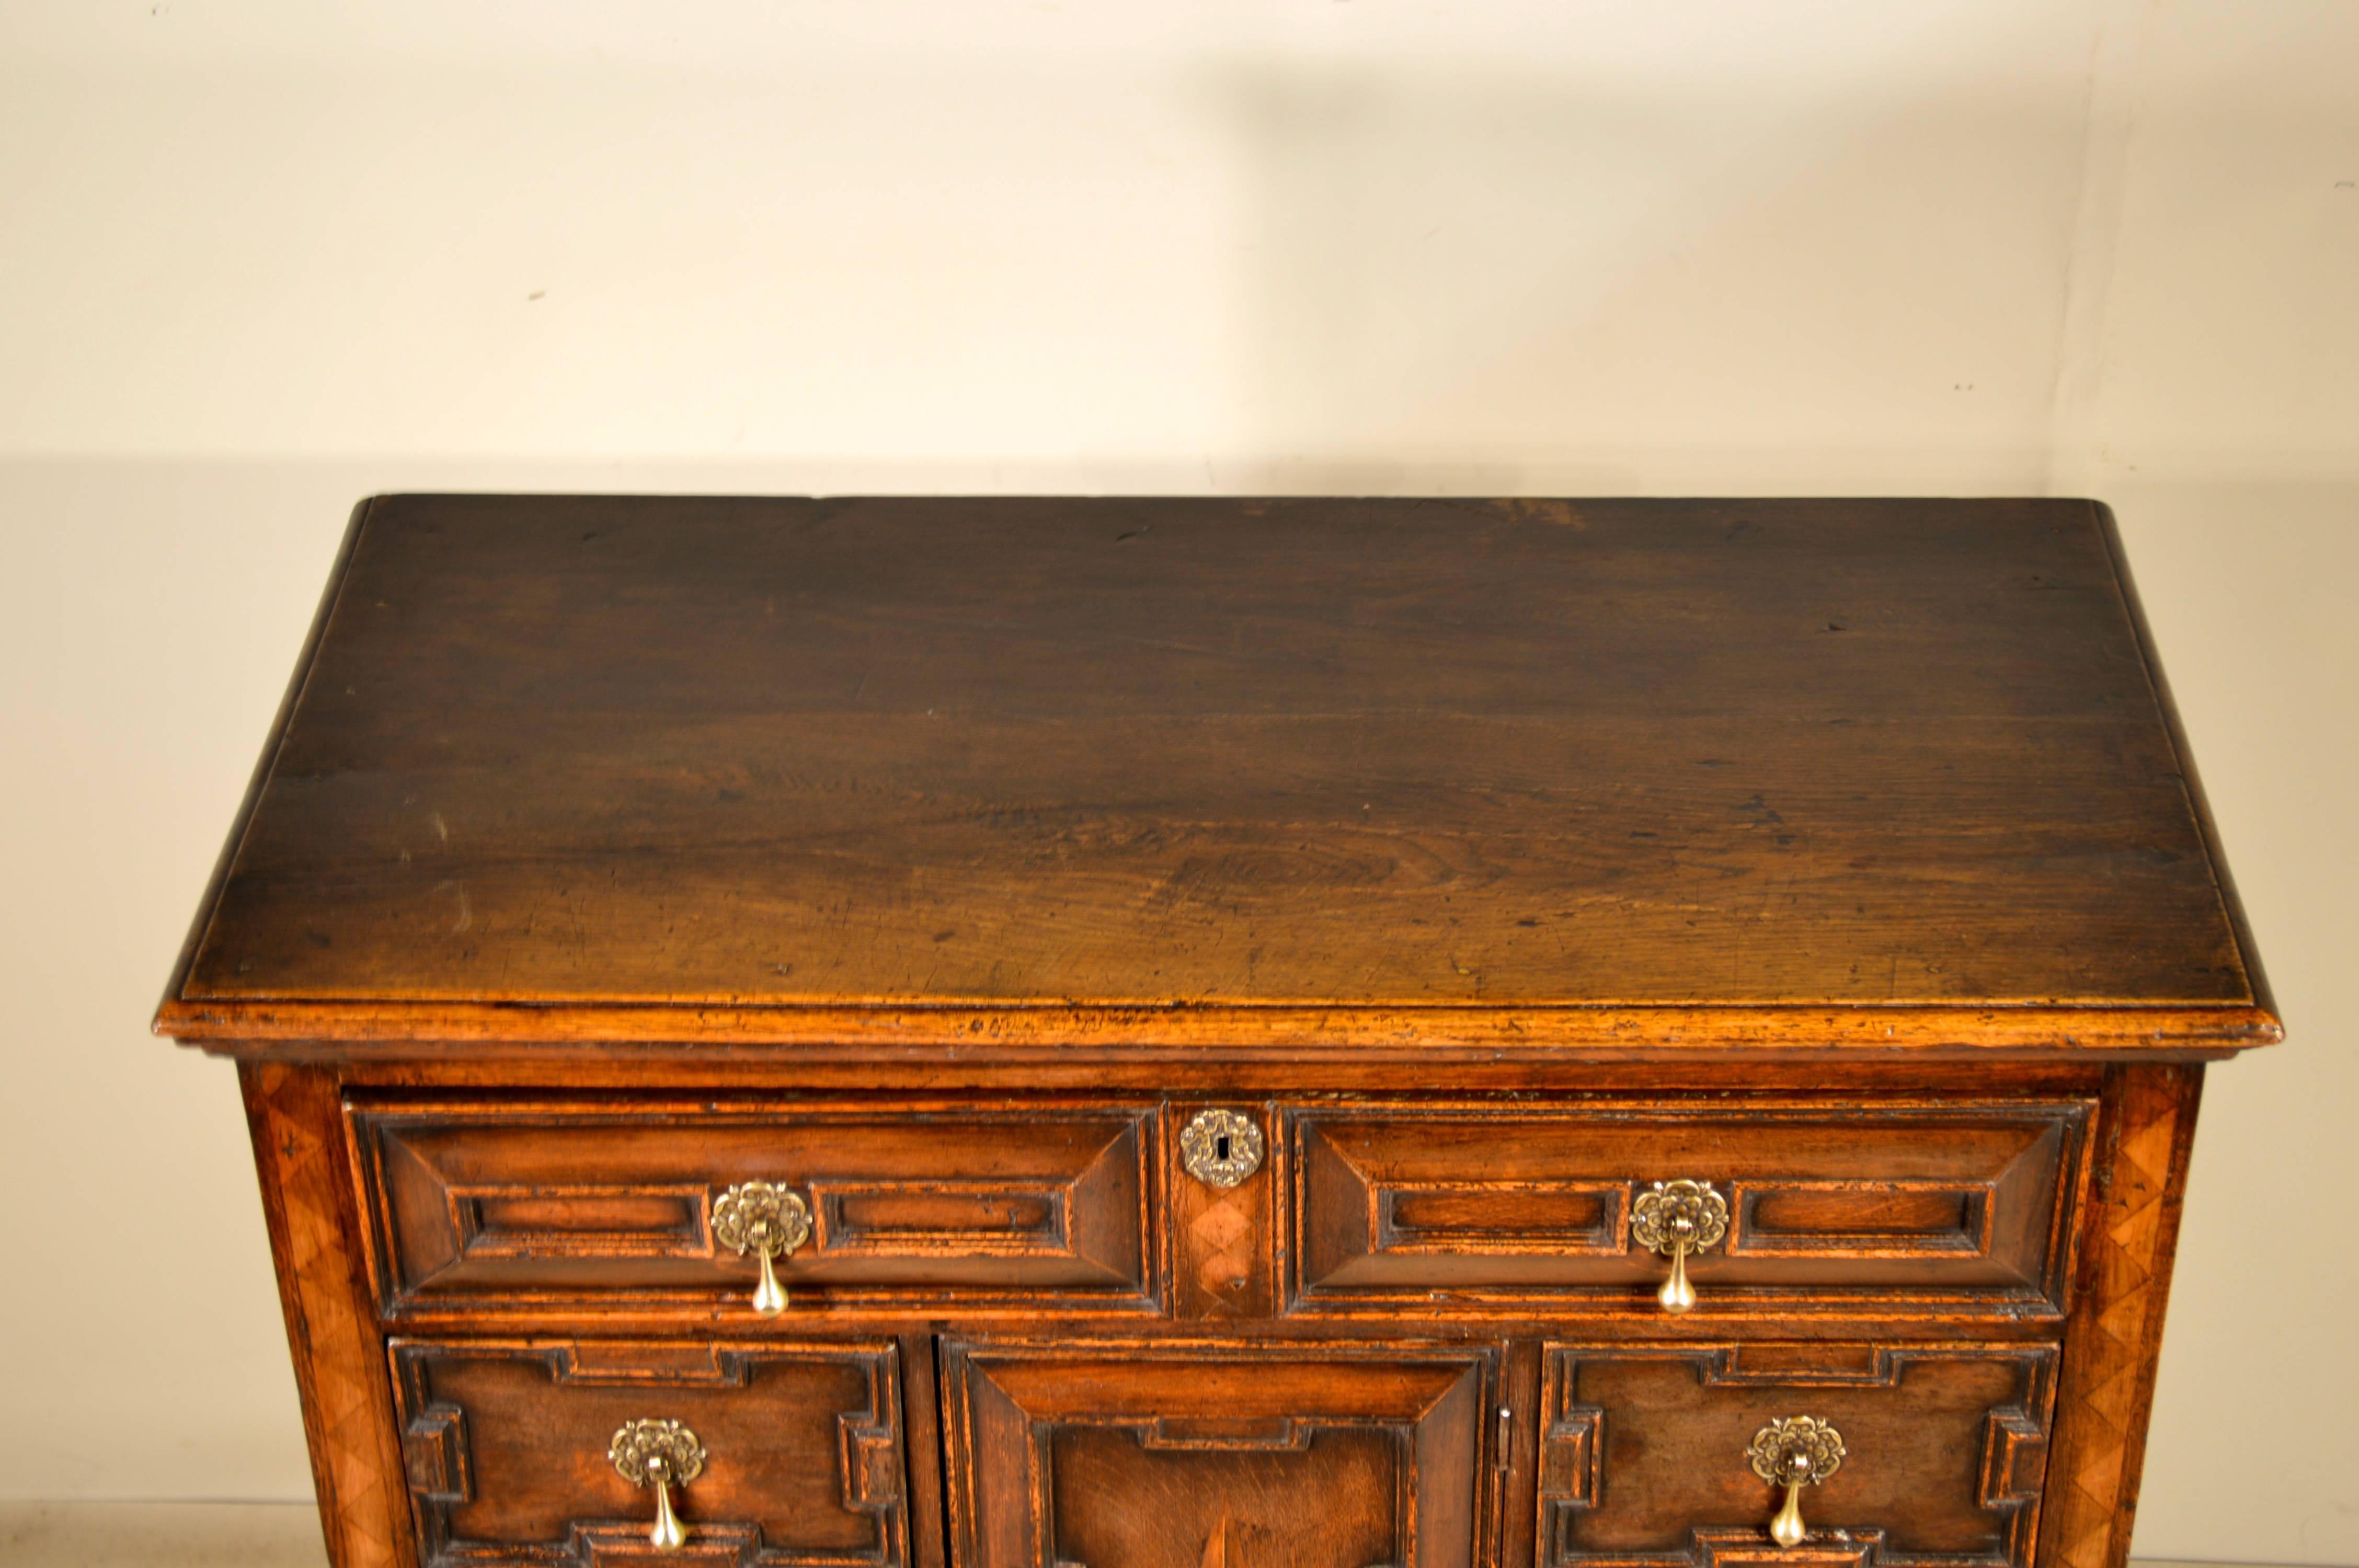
[1290,1099,2092,1317]
[349,1098,1156,1316]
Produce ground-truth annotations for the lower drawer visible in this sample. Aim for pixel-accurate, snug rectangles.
[391,1338,909,1566]
[943,1340,1502,1568]
[1538,1341,2057,1568]
[387,1335,2057,1568]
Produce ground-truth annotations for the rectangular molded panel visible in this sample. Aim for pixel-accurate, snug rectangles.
[351,1099,1156,1313]
[1537,1341,2058,1568]
[1291,1100,2091,1313]
[942,1341,1501,1568]
[392,1338,908,1567]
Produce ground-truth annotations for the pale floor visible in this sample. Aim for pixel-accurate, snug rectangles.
[0,1507,2305,1568]
[0,1503,328,1565]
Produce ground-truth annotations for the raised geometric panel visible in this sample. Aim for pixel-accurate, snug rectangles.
[1729,1181,1994,1259]
[1289,1103,2091,1313]
[392,1339,906,1567]
[943,1341,1498,1568]
[1538,1343,2056,1568]
[349,1100,1156,1312]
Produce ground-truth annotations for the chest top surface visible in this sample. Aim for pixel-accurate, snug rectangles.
[156,494,2277,1058]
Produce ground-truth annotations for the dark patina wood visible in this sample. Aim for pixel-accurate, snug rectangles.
[943,1340,1499,1568]
[352,1097,1157,1315]
[160,494,2274,1057]
[1537,1342,2058,1568]
[157,498,2275,1568]
[1291,1099,2090,1312]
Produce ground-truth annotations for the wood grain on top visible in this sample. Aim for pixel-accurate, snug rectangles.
[161,495,2275,1051]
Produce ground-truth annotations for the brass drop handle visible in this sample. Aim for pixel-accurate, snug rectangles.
[610,1418,705,1553]
[1748,1416,1845,1549]
[712,1181,812,1317]
[1629,1179,1730,1312]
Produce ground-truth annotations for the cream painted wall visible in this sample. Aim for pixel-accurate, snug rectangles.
[0,2,2352,1561]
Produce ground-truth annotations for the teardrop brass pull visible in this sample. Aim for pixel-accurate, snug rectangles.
[610,1418,705,1553]
[712,1181,812,1316]
[1748,1415,1846,1549]
[1630,1179,1730,1313]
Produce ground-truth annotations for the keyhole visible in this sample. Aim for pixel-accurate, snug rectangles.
[1215,1135,1231,1162]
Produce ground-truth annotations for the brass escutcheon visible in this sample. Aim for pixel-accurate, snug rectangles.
[610,1417,705,1553]
[1179,1108,1265,1189]
[1748,1415,1846,1549]
[711,1180,812,1317]
[1629,1179,1730,1313]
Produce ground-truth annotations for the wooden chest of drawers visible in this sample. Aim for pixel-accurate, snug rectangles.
[157,496,2278,1568]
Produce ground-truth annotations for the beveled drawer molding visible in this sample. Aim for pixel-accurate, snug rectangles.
[942,1339,1504,1568]
[393,1338,907,1568]
[1289,1101,2093,1316]
[350,1100,1158,1315]
[1538,1342,2057,1568]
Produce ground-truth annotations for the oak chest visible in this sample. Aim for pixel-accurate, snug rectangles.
[157,495,2279,1568]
